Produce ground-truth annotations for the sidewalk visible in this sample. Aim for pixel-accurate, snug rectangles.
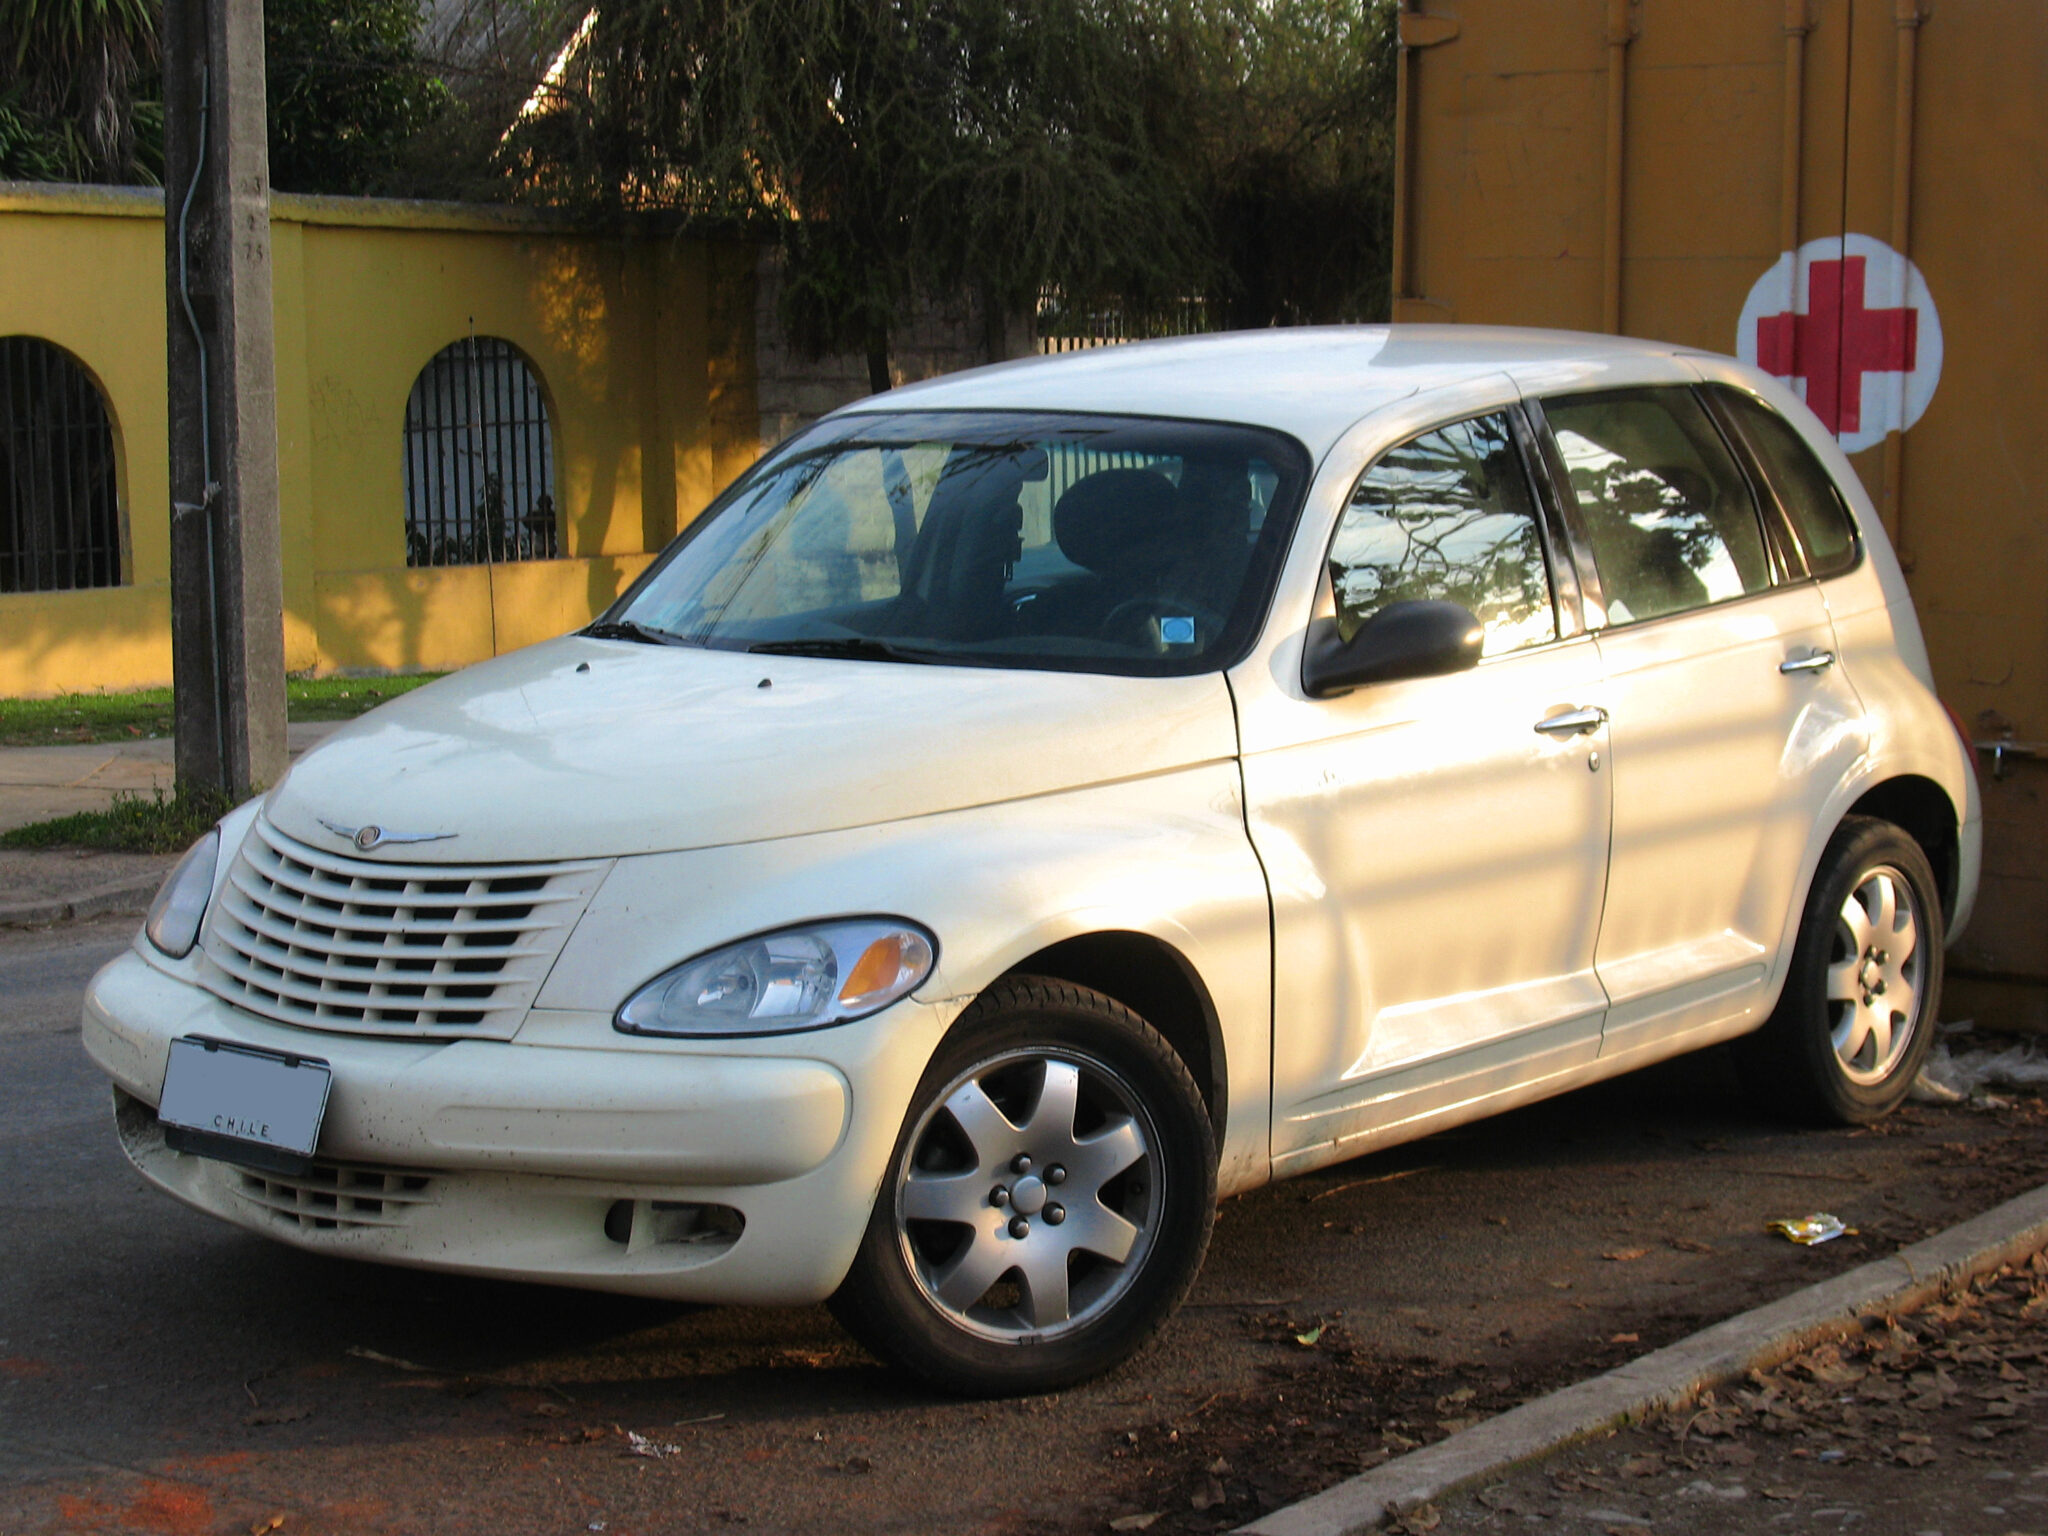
[0,721,343,927]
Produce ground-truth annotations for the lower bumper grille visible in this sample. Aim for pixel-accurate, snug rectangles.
[230,1162,438,1232]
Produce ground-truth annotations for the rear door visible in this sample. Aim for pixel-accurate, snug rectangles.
[1530,384,1867,1057]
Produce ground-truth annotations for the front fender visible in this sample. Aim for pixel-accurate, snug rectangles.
[534,762,1274,1193]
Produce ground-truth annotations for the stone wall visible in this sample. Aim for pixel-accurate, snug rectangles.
[753,249,1035,447]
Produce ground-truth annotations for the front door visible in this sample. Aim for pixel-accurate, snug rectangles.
[1241,406,1614,1178]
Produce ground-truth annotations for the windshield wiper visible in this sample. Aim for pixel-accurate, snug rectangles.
[747,637,937,664]
[584,619,684,646]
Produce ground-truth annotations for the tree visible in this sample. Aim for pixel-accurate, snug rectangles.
[264,0,451,194]
[503,0,1214,392]
[0,0,163,183]
[1156,0,1398,329]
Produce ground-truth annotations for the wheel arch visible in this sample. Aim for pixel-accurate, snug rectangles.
[1848,774,1961,921]
[996,931,1227,1146]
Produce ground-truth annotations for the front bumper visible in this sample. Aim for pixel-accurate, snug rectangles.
[83,947,951,1303]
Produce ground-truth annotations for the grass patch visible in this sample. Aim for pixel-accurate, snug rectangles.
[0,674,444,747]
[0,785,242,854]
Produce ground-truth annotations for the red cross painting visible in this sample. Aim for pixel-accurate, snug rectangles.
[1736,233,1943,455]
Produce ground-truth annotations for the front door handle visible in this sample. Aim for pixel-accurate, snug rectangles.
[1779,650,1836,674]
[1533,705,1608,737]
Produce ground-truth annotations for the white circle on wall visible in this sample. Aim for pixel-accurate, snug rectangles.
[1734,232,1942,456]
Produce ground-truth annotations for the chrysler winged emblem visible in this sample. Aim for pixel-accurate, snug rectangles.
[317,819,458,853]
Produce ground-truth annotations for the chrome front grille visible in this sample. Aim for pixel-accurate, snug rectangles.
[232,1161,437,1231]
[198,817,607,1039]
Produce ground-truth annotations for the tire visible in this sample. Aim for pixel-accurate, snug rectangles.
[829,976,1216,1396]
[1736,816,1945,1125]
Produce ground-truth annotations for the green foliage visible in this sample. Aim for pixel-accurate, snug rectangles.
[0,0,162,183]
[1162,0,1398,328]
[265,0,451,195]
[0,783,238,853]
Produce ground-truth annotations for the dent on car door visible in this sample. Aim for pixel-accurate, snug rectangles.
[1530,385,1868,1058]
[1241,408,1614,1178]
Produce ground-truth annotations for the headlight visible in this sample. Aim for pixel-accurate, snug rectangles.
[614,918,937,1038]
[144,828,221,959]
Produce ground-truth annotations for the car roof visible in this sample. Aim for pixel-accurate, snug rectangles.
[841,325,1701,459]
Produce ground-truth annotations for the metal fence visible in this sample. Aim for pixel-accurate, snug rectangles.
[1034,294,1220,355]
[0,336,123,593]
[402,337,558,567]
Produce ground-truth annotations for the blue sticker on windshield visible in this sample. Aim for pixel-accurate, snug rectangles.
[1160,616,1197,646]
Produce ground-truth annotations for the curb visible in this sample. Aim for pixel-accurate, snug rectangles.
[1238,1180,2048,1536]
[0,871,163,929]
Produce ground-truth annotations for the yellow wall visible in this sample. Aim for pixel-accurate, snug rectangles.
[0,186,759,693]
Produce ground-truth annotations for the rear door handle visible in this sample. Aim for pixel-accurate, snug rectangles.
[1533,705,1608,737]
[1779,650,1837,674]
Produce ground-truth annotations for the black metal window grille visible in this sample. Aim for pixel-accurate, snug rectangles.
[402,337,558,567]
[0,337,124,594]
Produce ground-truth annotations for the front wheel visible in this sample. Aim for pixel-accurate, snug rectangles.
[829,977,1216,1396]
[1737,816,1944,1124]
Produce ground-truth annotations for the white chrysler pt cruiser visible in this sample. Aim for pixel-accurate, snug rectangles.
[85,328,1980,1395]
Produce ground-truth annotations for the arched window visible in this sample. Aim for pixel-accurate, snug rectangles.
[402,337,557,567]
[0,337,124,593]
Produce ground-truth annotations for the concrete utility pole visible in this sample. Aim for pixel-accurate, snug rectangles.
[161,0,288,800]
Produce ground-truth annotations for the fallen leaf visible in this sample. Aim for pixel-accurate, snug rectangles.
[1294,1325,1325,1347]
[1611,1333,1640,1345]
[249,1518,285,1536]
[1108,1515,1160,1532]
[1189,1477,1226,1511]
[1603,1248,1650,1262]
[242,1405,313,1427]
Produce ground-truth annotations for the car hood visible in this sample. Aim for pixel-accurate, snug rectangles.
[265,638,1241,862]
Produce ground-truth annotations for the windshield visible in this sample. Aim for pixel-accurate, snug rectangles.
[605,411,1312,676]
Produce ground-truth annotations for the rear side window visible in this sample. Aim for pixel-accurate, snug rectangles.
[1542,388,1771,626]
[1710,388,1859,577]
[1331,411,1558,656]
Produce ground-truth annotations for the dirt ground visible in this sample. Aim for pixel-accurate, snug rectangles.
[1408,1253,2048,1536]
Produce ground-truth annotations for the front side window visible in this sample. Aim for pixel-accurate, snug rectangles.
[1328,411,1557,657]
[1542,388,1771,625]
[609,412,1309,676]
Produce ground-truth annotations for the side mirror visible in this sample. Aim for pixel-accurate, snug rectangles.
[1302,599,1485,697]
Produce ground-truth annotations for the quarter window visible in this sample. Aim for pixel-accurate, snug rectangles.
[1330,411,1557,656]
[1542,388,1771,625]
[0,336,124,593]
[1709,387,1858,577]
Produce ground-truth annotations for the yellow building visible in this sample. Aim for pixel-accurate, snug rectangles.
[0,183,760,694]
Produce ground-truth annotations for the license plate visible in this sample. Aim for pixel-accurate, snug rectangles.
[158,1036,332,1175]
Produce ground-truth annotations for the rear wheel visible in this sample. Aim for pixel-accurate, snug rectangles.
[1737,816,1944,1124]
[830,976,1216,1396]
